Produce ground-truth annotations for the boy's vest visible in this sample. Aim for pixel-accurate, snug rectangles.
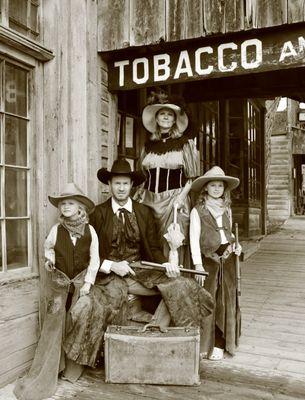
[195,205,234,257]
[54,224,92,279]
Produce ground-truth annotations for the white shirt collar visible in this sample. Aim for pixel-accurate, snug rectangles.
[111,197,133,214]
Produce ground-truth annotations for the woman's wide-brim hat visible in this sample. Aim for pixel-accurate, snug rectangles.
[191,166,240,192]
[48,182,95,213]
[142,103,189,134]
[97,158,146,187]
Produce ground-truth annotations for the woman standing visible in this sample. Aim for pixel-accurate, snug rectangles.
[190,166,242,360]
[136,91,199,266]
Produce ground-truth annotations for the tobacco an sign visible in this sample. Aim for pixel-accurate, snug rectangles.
[106,24,305,91]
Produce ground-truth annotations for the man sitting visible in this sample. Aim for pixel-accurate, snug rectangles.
[63,158,214,370]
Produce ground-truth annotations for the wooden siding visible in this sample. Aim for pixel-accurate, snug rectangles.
[0,278,39,387]
[98,0,305,51]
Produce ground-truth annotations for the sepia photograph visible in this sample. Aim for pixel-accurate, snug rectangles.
[1,1,305,399]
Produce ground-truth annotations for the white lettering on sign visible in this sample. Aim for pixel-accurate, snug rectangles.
[114,60,129,87]
[110,28,305,90]
[195,47,213,75]
[153,54,170,82]
[241,39,262,69]
[298,36,305,52]
[133,58,149,84]
[174,50,193,79]
[279,40,298,62]
[218,42,238,72]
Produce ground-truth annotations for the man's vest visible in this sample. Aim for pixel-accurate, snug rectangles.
[108,211,141,262]
[195,205,234,257]
[54,224,92,279]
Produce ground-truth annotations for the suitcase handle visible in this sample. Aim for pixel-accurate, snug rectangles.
[139,323,168,333]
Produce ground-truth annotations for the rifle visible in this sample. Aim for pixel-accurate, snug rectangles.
[235,223,241,298]
[235,223,241,343]
[131,260,208,277]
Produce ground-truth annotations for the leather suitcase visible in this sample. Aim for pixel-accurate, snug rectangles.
[104,324,200,386]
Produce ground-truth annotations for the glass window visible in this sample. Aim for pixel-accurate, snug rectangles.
[0,60,30,273]
[194,101,220,173]
[117,91,140,166]
[247,101,261,202]
[0,0,40,40]
[227,99,244,200]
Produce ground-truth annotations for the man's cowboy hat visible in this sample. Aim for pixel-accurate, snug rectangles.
[142,91,189,134]
[48,182,95,213]
[191,166,240,192]
[97,158,146,187]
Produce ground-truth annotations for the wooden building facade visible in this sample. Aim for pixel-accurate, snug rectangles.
[1,0,305,387]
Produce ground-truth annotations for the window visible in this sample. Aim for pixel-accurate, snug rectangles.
[227,99,244,200]
[117,91,140,169]
[0,0,40,40]
[194,101,220,173]
[0,60,31,272]
[247,101,261,202]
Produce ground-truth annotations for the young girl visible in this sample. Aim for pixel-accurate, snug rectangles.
[14,183,100,400]
[190,166,241,361]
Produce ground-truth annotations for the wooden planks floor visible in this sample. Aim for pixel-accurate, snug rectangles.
[50,218,305,399]
[10,217,302,399]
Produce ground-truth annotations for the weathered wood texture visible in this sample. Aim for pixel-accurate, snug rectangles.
[43,0,109,214]
[130,0,166,46]
[0,278,39,387]
[98,0,304,51]
[245,0,287,28]
[288,0,305,23]
[98,0,130,50]
[166,0,203,41]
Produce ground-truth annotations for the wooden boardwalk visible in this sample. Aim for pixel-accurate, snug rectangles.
[202,217,305,397]
[2,218,305,399]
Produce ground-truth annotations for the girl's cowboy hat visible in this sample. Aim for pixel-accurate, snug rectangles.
[48,182,95,213]
[97,158,146,187]
[191,166,240,192]
[142,92,189,134]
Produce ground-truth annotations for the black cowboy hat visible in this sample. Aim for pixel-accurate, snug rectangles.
[97,158,146,187]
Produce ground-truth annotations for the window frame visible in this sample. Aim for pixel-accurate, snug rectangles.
[0,56,34,276]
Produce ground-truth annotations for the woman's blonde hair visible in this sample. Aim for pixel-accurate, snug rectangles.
[150,109,183,141]
[196,181,232,210]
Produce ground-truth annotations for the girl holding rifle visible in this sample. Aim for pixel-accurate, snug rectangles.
[190,166,242,361]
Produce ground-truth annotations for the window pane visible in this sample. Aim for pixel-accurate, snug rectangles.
[6,219,28,270]
[30,3,38,32]
[5,64,27,117]
[9,0,28,35]
[5,116,27,166]
[5,169,27,217]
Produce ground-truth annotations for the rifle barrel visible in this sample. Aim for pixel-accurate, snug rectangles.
[131,261,208,277]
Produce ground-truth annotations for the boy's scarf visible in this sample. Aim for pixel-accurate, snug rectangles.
[206,197,226,219]
[60,210,88,238]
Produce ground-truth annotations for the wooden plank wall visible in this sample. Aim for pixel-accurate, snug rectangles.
[43,0,110,226]
[98,0,305,51]
[0,0,116,388]
[0,278,39,387]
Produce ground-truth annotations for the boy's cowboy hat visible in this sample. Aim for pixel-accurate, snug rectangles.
[142,92,189,134]
[97,158,146,187]
[48,182,95,213]
[191,166,240,192]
